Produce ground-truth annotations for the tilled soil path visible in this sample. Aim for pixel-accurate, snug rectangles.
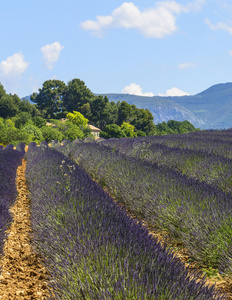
[0,159,50,299]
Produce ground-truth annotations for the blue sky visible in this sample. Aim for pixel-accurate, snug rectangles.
[0,0,232,98]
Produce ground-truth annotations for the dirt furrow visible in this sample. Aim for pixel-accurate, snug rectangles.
[0,159,50,299]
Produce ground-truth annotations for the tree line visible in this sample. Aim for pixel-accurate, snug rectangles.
[30,78,156,136]
[0,79,200,145]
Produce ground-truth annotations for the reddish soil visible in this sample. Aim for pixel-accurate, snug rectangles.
[0,159,50,299]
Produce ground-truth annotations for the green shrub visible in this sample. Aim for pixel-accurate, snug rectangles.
[33,116,47,128]
[63,126,84,141]
[22,124,43,143]
[41,126,64,142]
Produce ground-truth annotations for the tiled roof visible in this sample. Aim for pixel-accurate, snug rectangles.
[88,124,101,131]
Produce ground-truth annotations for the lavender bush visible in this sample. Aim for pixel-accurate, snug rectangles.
[25,147,227,299]
[28,141,37,151]
[5,143,14,150]
[102,136,232,194]
[135,130,232,158]
[16,142,26,156]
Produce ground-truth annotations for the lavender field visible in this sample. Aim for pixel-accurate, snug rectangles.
[1,131,231,299]
[51,130,232,291]
[25,143,227,299]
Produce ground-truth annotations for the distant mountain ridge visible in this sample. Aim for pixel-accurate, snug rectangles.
[99,82,232,129]
[99,93,204,129]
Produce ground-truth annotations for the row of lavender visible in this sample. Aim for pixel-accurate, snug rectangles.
[25,145,226,299]
[101,136,232,194]
[134,130,232,158]
[0,144,24,255]
[56,139,232,275]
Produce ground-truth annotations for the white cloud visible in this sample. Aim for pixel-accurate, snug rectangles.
[178,62,196,69]
[81,1,205,38]
[41,42,64,70]
[0,52,29,78]
[121,83,154,96]
[205,18,232,34]
[159,87,190,96]
[82,16,113,32]
[229,49,232,56]
[81,1,187,38]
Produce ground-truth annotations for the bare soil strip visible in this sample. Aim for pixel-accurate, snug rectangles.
[0,159,50,299]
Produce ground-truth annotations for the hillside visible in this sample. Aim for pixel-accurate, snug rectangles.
[172,82,232,129]
[99,82,232,129]
[100,94,204,129]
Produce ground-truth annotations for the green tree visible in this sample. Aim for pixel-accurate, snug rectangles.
[132,108,156,136]
[116,102,156,136]
[117,101,135,125]
[164,120,199,135]
[23,124,43,143]
[33,116,47,128]
[81,125,93,139]
[89,95,118,129]
[11,94,22,108]
[13,112,31,128]
[19,98,40,117]
[11,131,32,145]
[0,83,39,118]
[63,79,94,115]
[80,102,92,119]
[107,101,119,125]
[121,122,137,137]
[0,117,4,128]
[5,119,15,128]
[166,120,183,133]
[0,95,19,118]
[136,130,146,137]
[57,120,86,141]
[156,121,175,135]
[63,125,84,141]
[0,83,6,98]
[0,121,31,145]
[66,111,89,127]
[178,120,199,133]
[100,124,126,139]
[31,80,67,118]
[41,126,64,142]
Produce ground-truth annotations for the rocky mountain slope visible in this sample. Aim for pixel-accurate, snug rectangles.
[102,82,232,129]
